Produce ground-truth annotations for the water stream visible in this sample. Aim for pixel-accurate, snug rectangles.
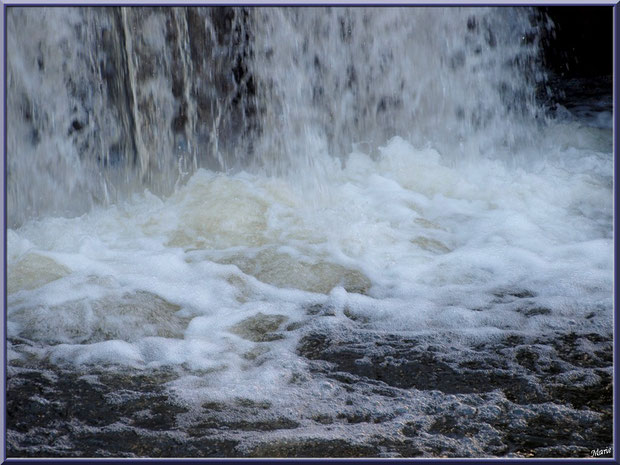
[6,6,613,458]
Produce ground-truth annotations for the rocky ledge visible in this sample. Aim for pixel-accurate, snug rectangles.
[7,326,612,458]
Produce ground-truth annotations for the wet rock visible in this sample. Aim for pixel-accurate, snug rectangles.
[218,248,371,294]
[305,303,336,316]
[549,370,612,412]
[295,327,611,458]
[551,332,612,368]
[491,288,536,300]
[12,290,186,344]
[297,331,545,402]
[247,439,379,458]
[7,325,612,458]
[411,236,451,253]
[189,417,299,434]
[518,306,552,317]
[502,411,601,456]
[6,366,214,458]
[229,312,288,342]
[428,415,479,438]
[311,413,334,424]
[8,254,70,294]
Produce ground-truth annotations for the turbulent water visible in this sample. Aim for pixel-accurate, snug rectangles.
[6,6,613,458]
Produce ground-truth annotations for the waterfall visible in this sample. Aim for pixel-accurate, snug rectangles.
[7,7,545,226]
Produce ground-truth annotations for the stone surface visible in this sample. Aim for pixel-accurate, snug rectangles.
[7,325,612,458]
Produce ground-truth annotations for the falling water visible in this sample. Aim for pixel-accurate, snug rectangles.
[7,6,546,226]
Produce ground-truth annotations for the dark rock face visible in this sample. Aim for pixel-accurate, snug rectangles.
[540,7,612,78]
[6,367,237,458]
[296,327,612,458]
[7,325,612,458]
[247,439,380,458]
[298,329,612,403]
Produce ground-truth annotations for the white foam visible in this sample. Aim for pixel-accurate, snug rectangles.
[7,119,613,405]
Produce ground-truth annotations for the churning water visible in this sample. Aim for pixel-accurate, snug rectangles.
[6,7,613,458]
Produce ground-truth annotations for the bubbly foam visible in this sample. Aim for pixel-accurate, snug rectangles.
[7,119,613,405]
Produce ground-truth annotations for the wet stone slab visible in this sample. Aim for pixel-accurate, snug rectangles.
[6,365,238,458]
[6,326,612,458]
[295,327,612,457]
